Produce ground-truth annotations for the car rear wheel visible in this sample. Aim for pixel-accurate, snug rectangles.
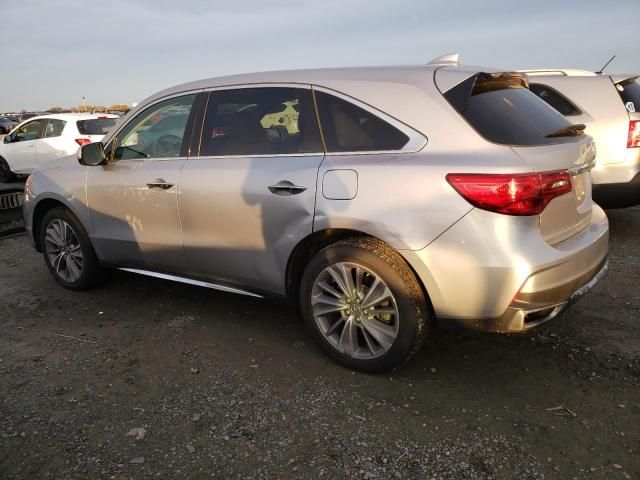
[300,237,430,372]
[40,207,104,290]
[0,157,16,183]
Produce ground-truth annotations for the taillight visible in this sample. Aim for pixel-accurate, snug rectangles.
[446,171,572,216]
[75,138,91,146]
[628,120,640,148]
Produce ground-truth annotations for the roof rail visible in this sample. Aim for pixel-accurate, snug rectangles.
[427,53,460,66]
[519,70,568,77]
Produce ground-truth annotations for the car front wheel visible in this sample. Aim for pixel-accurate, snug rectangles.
[40,207,104,289]
[300,237,431,372]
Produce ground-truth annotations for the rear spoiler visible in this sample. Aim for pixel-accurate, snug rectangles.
[609,74,639,85]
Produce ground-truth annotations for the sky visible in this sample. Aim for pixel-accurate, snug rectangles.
[1,0,639,112]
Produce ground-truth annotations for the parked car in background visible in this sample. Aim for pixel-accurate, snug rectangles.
[17,112,44,123]
[0,113,117,182]
[0,116,18,134]
[23,58,608,371]
[523,69,640,208]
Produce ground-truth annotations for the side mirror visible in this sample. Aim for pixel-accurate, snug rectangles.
[3,133,13,143]
[78,142,107,166]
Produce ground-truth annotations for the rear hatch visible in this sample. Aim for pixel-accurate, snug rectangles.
[440,71,596,245]
[612,75,640,148]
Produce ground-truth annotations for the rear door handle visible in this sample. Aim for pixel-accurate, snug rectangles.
[146,178,174,190]
[268,180,307,196]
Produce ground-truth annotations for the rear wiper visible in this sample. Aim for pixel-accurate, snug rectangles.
[545,123,586,138]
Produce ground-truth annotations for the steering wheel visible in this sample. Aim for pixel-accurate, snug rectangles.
[152,134,182,157]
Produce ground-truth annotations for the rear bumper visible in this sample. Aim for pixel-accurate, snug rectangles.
[486,257,607,331]
[593,172,640,209]
[400,204,609,332]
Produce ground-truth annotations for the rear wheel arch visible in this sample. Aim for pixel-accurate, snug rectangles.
[285,229,434,312]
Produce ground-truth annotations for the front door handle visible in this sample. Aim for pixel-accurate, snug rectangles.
[146,178,174,190]
[268,180,307,196]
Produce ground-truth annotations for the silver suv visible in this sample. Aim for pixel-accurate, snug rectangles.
[23,60,609,371]
[523,69,640,208]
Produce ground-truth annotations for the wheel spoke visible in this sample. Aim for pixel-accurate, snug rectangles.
[66,255,81,281]
[325,317,345,336]
[46,224,64,248]
[363,284,393,309]
[326,265,350,297]
[360,325,378,355]
[338,263,356,297]
[52,252,65,273]
[317,281,343,299]
[338,316,358,356]
[360,317,396,350]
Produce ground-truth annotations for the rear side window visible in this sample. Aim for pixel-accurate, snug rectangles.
[314,91,409,152]
[529,84,580,116]
[43,119,66,138]
[445,74,577,146]
[616,79,640,113]
[200,87,322,156]
[77,118,116,135]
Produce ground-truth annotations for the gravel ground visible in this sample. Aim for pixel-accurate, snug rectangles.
[0,207,638,479]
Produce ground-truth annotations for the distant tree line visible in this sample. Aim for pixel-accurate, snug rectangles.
[46,104,130,113]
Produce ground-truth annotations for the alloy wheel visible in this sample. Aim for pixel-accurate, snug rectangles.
[311,262,400,359]
[44,219,83,283]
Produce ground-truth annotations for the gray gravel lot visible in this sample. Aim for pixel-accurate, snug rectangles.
[0,207,638,479]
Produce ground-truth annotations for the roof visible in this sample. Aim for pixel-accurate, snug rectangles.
[145,64,502,104]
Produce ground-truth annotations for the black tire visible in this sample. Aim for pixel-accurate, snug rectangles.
[40,207,104,290]
[0,157,16,183]
[299,237,431,372]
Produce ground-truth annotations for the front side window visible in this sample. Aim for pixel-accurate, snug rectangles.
[43,119,66,138]
[529,84,580,116]
[112,94,196,160]
[314,91,409,152]
[14,119,44,142]
[200,87,322,156]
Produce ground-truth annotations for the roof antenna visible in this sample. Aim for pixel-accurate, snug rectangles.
[596,55,616,74]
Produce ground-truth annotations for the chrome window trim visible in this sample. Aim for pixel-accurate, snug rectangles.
[191,82,427,159]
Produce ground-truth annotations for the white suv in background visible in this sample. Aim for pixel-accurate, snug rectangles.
[523,69,640,208]
[0,113,118,182]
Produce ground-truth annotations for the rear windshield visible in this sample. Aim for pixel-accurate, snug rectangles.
[76,118,116,135]
[444,73,578,146]
[616,79,640,113]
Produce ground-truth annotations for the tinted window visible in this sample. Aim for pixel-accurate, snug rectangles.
[43,119,66,138]
[315,91,409,152]
[77,118,117,135]
[14,119,44,141]
[113,95,195,160]
[616,79,640,113]
[445,75,577,146]
[200,87,321,156]
[529,84,580,116]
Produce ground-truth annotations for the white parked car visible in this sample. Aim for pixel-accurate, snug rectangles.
[0,113,118,182]
[522,69,640,208]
